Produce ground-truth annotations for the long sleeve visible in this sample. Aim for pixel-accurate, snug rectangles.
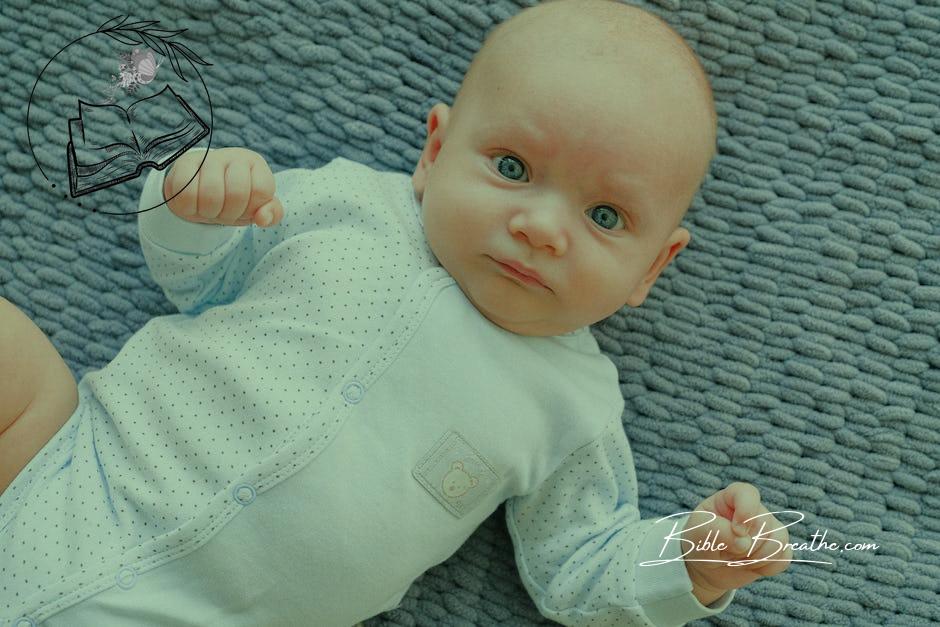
[137,148,295,315]
[504,416,736,626]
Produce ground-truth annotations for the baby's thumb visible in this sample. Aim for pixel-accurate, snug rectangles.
[254,197,283,227]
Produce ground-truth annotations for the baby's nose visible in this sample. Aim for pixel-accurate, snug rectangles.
[511,194,570,254]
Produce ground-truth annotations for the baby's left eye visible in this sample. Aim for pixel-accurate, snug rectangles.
[587,205,625,231]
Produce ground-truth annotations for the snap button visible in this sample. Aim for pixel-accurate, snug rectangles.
[342,380,364,404]
[233,483,256,505]
[13,617,36,627]
[116,566,137,590]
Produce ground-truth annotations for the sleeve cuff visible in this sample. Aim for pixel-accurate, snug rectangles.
[137,147,240,255]
[635,514,736,625]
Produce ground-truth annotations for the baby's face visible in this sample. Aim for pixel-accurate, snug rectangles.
[413,23,711,336]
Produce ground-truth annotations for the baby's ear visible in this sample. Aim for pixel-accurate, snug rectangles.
[412,103,451,198]
[624,227,690,308]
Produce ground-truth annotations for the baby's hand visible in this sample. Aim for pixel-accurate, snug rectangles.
[163,147,283,227]
[681,482,793,604]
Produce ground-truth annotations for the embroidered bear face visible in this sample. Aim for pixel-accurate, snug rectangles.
[442,460,479,498]
[414,430,499,518]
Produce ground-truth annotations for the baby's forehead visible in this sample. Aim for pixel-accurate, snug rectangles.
[458,1,715,152]
[487,2,675,58]
[466,3,697,96]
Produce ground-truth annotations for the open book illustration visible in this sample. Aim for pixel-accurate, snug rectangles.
[66,85,209,198]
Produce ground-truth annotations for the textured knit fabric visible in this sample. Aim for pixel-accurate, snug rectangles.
[0,155,733,625]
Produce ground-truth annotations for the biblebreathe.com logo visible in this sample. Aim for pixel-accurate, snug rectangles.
[641,510,879,568]
[26,15,216,217]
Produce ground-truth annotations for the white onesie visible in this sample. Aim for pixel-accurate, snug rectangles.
[0,152,734,626]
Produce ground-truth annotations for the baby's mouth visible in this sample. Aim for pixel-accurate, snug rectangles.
[489,256,552,292]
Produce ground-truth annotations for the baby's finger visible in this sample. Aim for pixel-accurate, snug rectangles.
[246,154,277,213]
[740,529,791,575]
[195,157,226,220]
[217,159,252,224]
[252,197,283,227]
[718,482,762,531]
[164,160,201,217]
[737,511,787,559]
[719,518,761,560]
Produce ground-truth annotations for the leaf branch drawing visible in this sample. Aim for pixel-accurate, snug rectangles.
[97,15,211,82]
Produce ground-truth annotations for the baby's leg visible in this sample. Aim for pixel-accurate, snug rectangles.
[0,296,78,495]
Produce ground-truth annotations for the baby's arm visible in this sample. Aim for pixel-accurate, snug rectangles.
[137,147,286,314]
[504,416,736,626]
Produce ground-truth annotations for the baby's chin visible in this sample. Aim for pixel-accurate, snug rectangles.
[459,281,579,337]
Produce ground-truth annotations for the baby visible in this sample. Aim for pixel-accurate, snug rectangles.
[0,0,792,625]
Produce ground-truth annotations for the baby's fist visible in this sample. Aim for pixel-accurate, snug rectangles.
[163,147,283,228]
[682,482,793,604]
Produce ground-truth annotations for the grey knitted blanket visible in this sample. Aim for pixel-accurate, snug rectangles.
[1,0,937,625]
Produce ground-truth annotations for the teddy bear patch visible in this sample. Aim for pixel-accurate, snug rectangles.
[413,430,499,518]
[442,461,479,498]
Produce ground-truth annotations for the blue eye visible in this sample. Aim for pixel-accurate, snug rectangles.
[587,205,625,230]
[493,155,528,181]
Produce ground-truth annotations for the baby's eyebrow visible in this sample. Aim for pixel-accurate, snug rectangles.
[514,121,551,154]
[486,120,555,158]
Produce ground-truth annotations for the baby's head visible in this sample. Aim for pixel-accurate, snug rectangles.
[412,0,717,337]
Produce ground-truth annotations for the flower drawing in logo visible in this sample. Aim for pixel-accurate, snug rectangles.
[103,47,163,103]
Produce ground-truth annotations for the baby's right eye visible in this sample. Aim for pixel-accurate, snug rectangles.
[492,154,528,182]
